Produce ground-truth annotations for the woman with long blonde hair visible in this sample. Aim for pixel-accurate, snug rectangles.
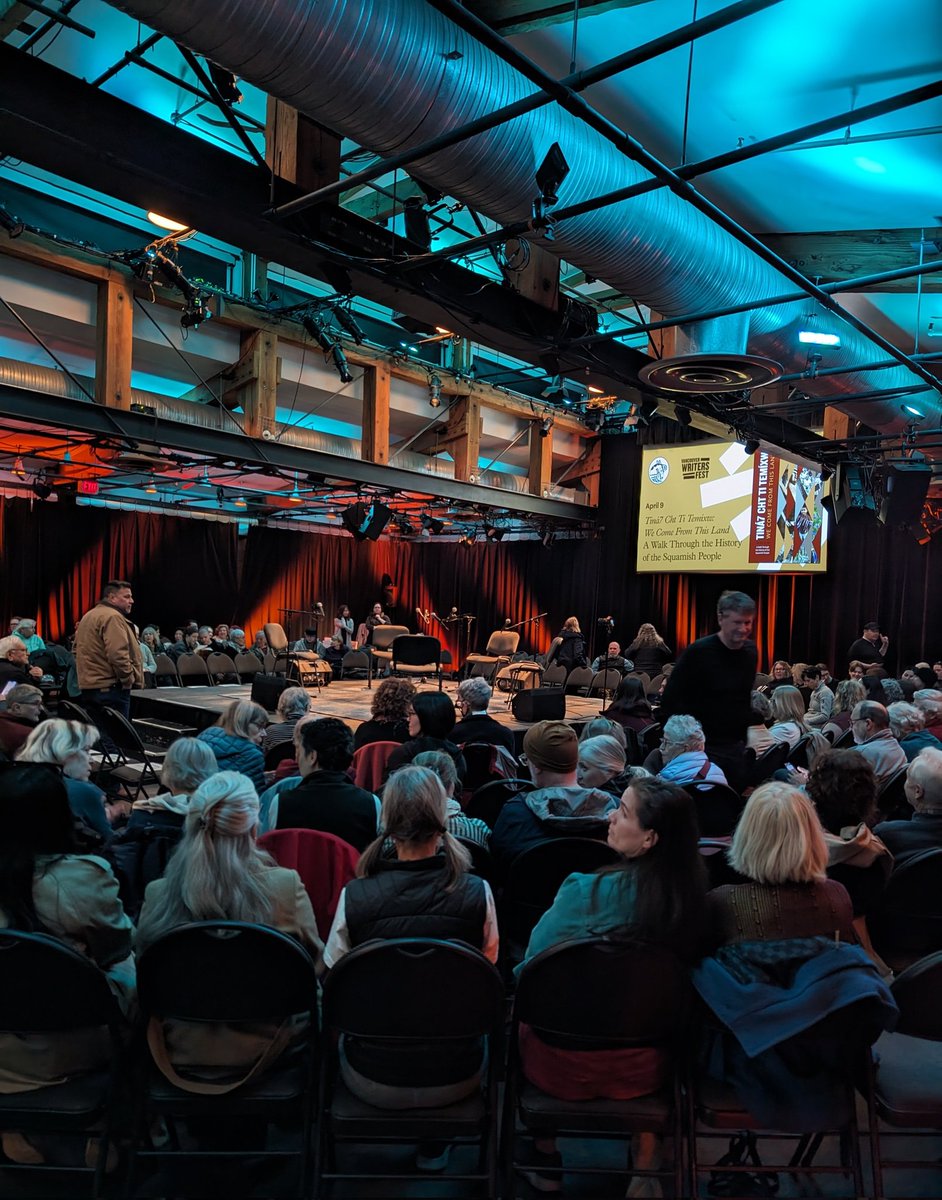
[625,623,672,677]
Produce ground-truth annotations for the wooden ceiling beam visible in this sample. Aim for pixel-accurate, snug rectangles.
[761,228,942,293]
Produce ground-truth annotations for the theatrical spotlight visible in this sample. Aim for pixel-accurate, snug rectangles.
[541,527,556,548]
[303,312,354,384]
[403,195,432,251]
[739,435,761,456]
[428,373,443,408]
[331,304,365,345]
[484,523,506,542]
[539,417,554,438]
[0,203,24,238]
[31,475,53,501]
[330,344,354,384]
[206,60,243,105]
[459,530,479,546]
[420,513,445,535]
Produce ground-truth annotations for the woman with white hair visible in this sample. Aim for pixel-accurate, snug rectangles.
[136,771,322,1084]
[656,715,728,786]
[888,700,940,760]
[197,699,267,791]
[577,734,628,798]
[17,718,113,842]
[262,687,311,754]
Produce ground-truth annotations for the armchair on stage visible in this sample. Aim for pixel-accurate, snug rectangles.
[464,629,520,681]
[367,626,444,690]
[263,622,331,688]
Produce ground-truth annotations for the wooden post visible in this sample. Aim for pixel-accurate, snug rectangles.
[528,420,553,497]
[95,277,133,409]
[223,329,280,439]
[450,395,482,481]
[362,362,391,465]
[266,97,341,193]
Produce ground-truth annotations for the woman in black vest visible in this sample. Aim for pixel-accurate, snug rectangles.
[323,765,498,1115]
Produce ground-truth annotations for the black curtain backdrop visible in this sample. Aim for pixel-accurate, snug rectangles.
[2,454,939,673]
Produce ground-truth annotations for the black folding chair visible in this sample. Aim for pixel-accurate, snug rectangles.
[95,706,167,801]
[389,634,444,690]
[128,921,319,1199]
[153,653,181,686]
[683,781,745,838]
[499,837,621,965]
[315,938,504,1198]
[233,651,263,683]
[0,929,124,1198]
[506,938,692,1198]
[870,847,942,968]
[876,765,910,822]
[749,740,789,786]
[869,950,942,1196]
[464,777,533,830]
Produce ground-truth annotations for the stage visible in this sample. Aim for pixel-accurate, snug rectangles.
[129,679,606,746]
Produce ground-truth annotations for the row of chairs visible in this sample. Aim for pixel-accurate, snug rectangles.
[2,925,939,1199]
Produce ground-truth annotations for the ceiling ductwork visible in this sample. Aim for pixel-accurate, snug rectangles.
[104,0,940,438]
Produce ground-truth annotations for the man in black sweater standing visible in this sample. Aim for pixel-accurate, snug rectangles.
[660,590,757,791]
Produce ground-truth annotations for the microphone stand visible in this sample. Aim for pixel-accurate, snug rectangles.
[507,612,547,656]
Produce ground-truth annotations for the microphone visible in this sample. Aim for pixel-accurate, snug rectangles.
[504,618,512,627]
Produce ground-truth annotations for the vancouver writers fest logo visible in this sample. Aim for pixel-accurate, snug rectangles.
[648,457,669,485]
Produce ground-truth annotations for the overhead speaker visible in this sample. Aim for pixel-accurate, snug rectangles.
[879,459,932,528]
[822,463,879,526]
[341,500,393,541]
[511,687,566,723]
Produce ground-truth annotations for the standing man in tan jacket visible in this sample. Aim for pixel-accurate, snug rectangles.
[74,580,144,722]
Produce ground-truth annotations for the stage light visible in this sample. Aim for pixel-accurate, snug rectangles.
[742,437,760,456]
[403,195,432,251]
[330,344,354,384]
[798,330,841,347]
[541,528,555,548]
[144,477,158,494]
[331,304,365,345]
[539,417,554,438]
[181,301,211,329]
[287,474,303,503]
[31,476,52,500]
[0,204,25,238]
[421,513,445,535]
[12,455,25,479]
[233,495,247,508]
[484,523,506,542]
[206,61,242,105]
[902,403,926,420]
[535,142,570,207]
[428,373,443,408]
[146,211,189,233]
[541,375,565,401]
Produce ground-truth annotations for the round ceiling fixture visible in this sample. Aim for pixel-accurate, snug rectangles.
[638,354,783,394]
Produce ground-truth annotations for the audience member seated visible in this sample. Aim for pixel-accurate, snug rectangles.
[848,660,866,682]
[136,772,322,1091]
[577,734,628,798]
[657,714,729,786]
[888,700,940,761]
[321,635,346,676]
[262,686,311,754]
[762,660,793,693]
[802,665,834,727]
[601,675,654,733]
[0,763,134,1117]
[861,674,888,706]
[138,627,159,684]
[913,688,942,741]
[452,677,515,753]
[490,720,615,870]
[269,718,379,850]
[706,780,856,946]
[353,677,416,750]
[229,627,248,654]
[805,749,892,928]
[257,715,314,827]
[412,750,491,849]
[746,691,774,755]
[850,700,907,785]
[515,777,706,1191]
[767,685,806,749]
[110,738,219,913]
[18,718,116,845]
[211,623,237,655]
[823,678,865,738]
[579,717,628,748]
[589,641,632,675]
[197,699,267,792]
[323,765,497,1114]
[291,626,324,655]
[0,634,44,687]
[168,630,200,661]
[251,631,269,662]
[875,747,942,865]
[0,684,44,755]
[696,780,893,1136]
[881,678,905,704]
[624,622,672,677]
[194,626,214,655]
[384,691,468,784]
[12,619,45,654]
[545,616,587,672]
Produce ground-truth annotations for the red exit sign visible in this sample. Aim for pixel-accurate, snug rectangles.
[77,479,99,495]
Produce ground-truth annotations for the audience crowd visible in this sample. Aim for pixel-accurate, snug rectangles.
[1,592,940,1191]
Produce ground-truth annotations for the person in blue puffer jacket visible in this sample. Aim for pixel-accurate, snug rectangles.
[197,699,268,792]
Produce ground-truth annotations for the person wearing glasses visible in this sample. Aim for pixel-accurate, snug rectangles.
[850,701,906,786]
[0,635,44,688]
[0,684,44,756]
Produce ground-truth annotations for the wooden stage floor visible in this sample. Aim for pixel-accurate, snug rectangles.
[129,679,605,739]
